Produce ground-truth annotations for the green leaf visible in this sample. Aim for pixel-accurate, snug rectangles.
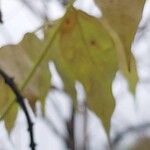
[0,33,50,130]
[0,78,18,131]
[95,0,145,70]
[0,34,49,101]
[46,7,138,130]
[46,8,118,130]
[0,6,139,131]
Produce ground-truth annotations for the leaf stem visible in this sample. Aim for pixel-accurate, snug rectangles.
[0,69,36,150]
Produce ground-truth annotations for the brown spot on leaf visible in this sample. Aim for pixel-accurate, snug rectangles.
[65,18,70,25]
[90,40,96,46]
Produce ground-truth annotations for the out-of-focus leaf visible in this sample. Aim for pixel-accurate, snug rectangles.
[0,78,18,131]
[0,6,139,131]
[4,103,18,132]
[0,33,50,130]
[0,33,51,103]
[95,0,145,70]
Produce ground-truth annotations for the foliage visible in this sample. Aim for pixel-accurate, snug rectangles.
[0,0,145,132]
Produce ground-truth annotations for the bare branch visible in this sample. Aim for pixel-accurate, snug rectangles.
[66,105,75,150]
[0,68,36,150]
[112,122,150,147]
[44,115,67,140]
[0,10,3,23]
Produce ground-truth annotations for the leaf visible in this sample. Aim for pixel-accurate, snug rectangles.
[45,8,118,130]
[46,7,139,130]
[95,0,145,69]
[0,33,51,130]
[0,6,139,131]
[0,78,18,131]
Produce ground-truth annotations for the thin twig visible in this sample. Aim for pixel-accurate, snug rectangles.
[44,116,67,140]
[0,10,3,23]
[59,0,68,6]
[21,0,46,20]
[66,105,75,150]
[83,101,88,150]
[77,101,88,150]
[0,0,3,23]
[50,86,66,122]
[111,122,150,147]
[0,68,36,150]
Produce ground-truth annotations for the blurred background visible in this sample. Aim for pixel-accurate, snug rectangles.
[1,0,150,149]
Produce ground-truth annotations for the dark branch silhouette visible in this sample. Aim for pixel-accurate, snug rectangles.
[44,116,67,141]
[44,86,76,149]
[66,105,75,150]
[0,10,3,23]
[112,122,150,147]
[21,0,48,21]
[0,68,36,150]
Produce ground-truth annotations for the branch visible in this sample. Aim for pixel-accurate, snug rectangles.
[21,0,47,20]
[0,10,3,23]
[0,68,36,150]
[44,116,67,140]
[111,122,150,147]
[66,105,75,150]
[83,101,88,150]
[0,2,3,24]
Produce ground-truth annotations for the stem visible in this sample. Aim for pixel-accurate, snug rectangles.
[0,69,36,150]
